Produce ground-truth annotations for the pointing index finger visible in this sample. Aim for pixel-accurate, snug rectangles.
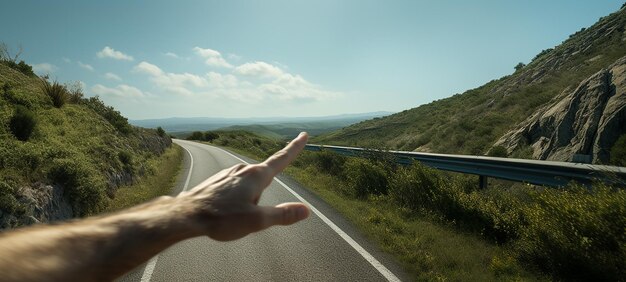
[263,132,308,176]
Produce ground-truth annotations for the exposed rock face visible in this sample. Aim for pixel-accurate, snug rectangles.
[495,55,626,164]
[0,183,73,229]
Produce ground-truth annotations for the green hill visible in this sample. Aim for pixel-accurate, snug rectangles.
[316,6,626,164]
[0,61,172,228]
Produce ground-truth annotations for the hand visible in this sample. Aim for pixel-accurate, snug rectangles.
[180,132,311,241]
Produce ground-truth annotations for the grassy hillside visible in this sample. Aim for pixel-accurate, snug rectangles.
[185,130,283,159]
[217,120,369,139]
[0,61,174,228]
[316,6,626,157]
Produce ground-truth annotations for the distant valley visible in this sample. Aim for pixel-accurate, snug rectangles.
[130,111,393,139]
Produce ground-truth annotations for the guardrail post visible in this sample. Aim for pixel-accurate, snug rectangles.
[479,175,488,189]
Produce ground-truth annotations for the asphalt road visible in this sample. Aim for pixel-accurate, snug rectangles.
[119,140,408,281]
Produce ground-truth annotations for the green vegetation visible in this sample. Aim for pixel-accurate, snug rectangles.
[186,130,282,159]
[294,150,625,280]
[0,60,172,227]
[610,134,626,166]
[9,105,36,141]
[487,145,508,157]
[41,80,68,108]
[214,134,623,280]
[81,96,133,134]
[106,145,183,212]
[316,7,626,160]
[0,43,35,77]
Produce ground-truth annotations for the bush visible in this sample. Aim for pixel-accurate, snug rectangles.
[487,145,508,157]
[204,131,219,142]
[187,131,204,140]
[81,96,133,134]
[120,153,132,166]
[9,105,36,141]
[516,185,626,280]
[47,158,107,216]
[1,60,35,77]
[41,80,68,108]
[609,134,626,166]
[156,126,166,137]
[389,163,445,211]
[0,181,25,215]
[65,81,84,104]
[344,158,389,198]
[313,150,346,176]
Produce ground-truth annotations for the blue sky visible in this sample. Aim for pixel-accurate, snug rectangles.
[0,1,622,119]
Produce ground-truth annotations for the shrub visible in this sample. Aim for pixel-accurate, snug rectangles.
[41,80,68,108]
[609,134,626,166]
[47,158,107,216]
[344,158,389,198]
[81,96,132,134]
[389,163,445,211]
[117,151,133,166]
[0,181,25,215]
[65,81,84,104]
[204,131,219,142]
[313,150,346,176]
[487,145,508,157]
[156,126,166,137]
[9,105,36,141]
[516,184,626,280]
[187,131,204,140]
[1,60,35,77]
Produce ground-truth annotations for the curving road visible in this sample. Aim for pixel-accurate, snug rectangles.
[119,139,407,281]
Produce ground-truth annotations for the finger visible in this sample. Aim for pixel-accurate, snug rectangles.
[263,132,308,176]
[257,202,310,229]
[188,163,246,192]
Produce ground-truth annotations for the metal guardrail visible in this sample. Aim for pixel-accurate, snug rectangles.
[304,144,626,188]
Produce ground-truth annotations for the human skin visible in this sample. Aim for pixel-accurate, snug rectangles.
[0,132,311,282]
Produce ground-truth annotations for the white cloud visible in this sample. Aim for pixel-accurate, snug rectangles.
[77,61,94,71]
[258,74,339,102]
[104,72,122,81]
[132,56,339,103]
[193,47,232,68]
[207,72,238,88]
[133,61,164,76]
[228,53,242,61]
[134,61,208,96]
[91,84,144,98]
[164,52,179,58]
[97,46,134,61]
[234,61,284,78]
[32,63,58,74]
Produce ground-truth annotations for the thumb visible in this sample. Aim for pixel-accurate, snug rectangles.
[259,202,310,228]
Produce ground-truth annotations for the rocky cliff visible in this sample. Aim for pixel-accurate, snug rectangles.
[494,55,626,163]
[315,5,626,161]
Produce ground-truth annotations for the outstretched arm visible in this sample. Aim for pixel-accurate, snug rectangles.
[0,132,311,282]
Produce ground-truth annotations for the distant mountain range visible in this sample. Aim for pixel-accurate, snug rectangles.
[130,111,393,138]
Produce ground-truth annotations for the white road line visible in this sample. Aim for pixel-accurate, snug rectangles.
[212,146,402,282]
[141,144,194,282]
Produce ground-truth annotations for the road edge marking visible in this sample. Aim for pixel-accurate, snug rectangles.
[212,146,401,282]
[140,142,194,282]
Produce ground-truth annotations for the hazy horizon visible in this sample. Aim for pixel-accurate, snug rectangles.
[1,1,622,119]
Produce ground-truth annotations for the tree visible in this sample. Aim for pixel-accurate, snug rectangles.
[514,62,526,72]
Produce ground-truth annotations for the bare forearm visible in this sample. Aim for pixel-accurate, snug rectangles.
[0,133,310,281]
[0,196,200,282]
